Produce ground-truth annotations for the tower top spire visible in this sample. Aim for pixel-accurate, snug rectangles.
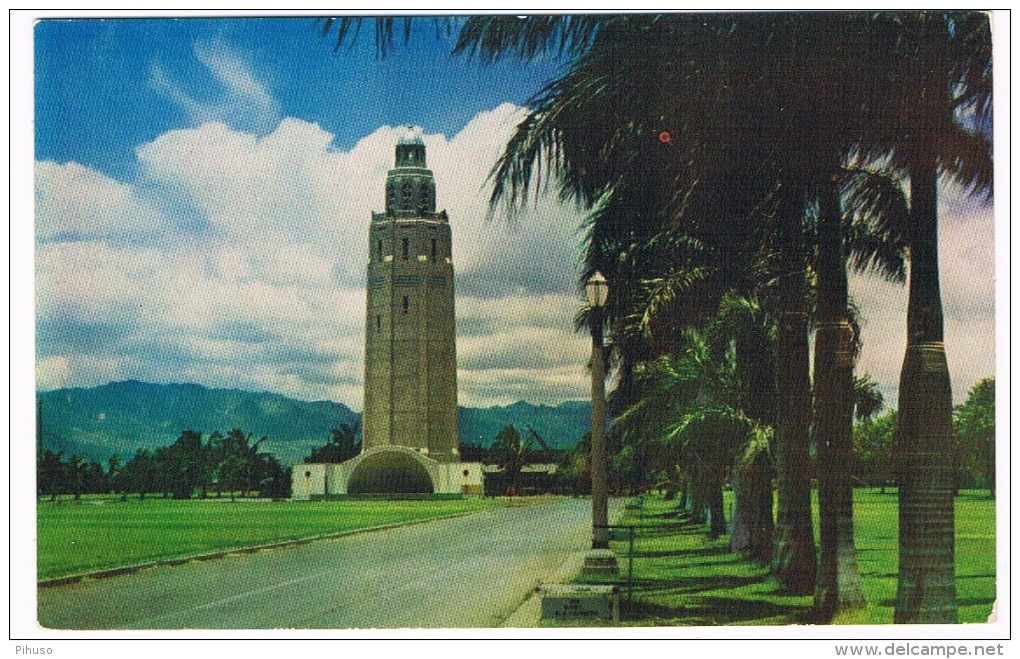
[397,125,424,146]
[385,129,436,215]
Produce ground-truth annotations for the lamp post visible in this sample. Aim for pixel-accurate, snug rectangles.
[583,271,619,575]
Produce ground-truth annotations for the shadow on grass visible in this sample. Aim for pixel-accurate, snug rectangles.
[628,573,767,594]
[879,596,996,608]
[683,596,813,625]
[632,524,705,537]
[629,545,731,560]
[620,590,810,625]
[644,509,687,519]
[620,598,687,622]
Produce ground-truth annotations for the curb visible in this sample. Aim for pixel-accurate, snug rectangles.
[502,500,628,628]
[502,551,588,627]
[38,511,475,588]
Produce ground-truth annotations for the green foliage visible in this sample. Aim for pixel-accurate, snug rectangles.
[305,423,361,463]
[851,376,996,498]
[954,377,995,495]
[613,294,775,495]
[36,427,292,501]
[36,450,108,501]
[215,455,248,502]
[852,409,897,488]
[484,424,552,496]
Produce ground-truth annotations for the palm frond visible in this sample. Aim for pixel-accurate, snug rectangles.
[663,403,755,462]
[453,16,607,63]
[841,167,909,283]
[938,122,993,201]
[317,16,454,57]
[740,424,773,467]
[853,373,885,421]
[637,267,712,336]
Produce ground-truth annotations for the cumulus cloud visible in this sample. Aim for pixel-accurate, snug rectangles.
[39,95,992,411]
[36,105,592,408]
[35,161,167,242]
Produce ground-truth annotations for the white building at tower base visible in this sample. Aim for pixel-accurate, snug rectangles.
[292,447,483,499]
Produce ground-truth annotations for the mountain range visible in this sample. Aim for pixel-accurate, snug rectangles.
[36,380,591,466]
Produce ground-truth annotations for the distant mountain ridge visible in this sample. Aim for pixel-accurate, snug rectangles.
[37,380,590,467]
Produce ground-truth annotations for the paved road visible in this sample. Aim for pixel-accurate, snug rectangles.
[38,497,621,629]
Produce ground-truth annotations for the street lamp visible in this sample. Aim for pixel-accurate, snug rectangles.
[583,271,619,576]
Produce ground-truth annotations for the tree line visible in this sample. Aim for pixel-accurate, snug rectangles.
[853,377,995,497]
[37,428,291,501]
[461,380,994,504]
[36,422,383,501]
[321,12,992,623]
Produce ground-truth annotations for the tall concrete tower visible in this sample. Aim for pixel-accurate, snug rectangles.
[362,128,459,464]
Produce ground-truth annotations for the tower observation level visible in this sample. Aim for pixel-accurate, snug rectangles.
[362,128,459,466]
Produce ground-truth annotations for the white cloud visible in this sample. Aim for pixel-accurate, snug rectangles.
[35,161,166,241]
[150,40,280,134]
[850,183,995,406]
[426,103,584,297]
[40,101,993,412]
[36,105,593,408]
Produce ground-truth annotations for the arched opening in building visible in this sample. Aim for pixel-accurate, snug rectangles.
[347,450,435,494]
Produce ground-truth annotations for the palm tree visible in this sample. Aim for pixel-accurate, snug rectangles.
[317,12,991,613]
[852,374,886,423]
[706,292,776,562]
[812,176,867,618]
[68,455,87,502]
[205,431,224,497]
[863,11,993,624]
[730,427,774,565]
[306,422,362,463]
[486,425,538,497]
[457,13,815,593]
[221,428,269,497]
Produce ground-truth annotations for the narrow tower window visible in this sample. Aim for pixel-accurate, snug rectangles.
[402,238,409,260]
[377,239,383,260]
[376,315,381,333]
[431,238,437,262]
[402,295,409,314]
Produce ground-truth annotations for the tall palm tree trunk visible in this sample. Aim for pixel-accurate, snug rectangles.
[894,158,957,624]
[688,466,708,524]
[730,459,752,552]
[707,470,727,538]
[772,187,817,594]
[747,451,775,566]
[731,442,771,559]
[813,177,866,620]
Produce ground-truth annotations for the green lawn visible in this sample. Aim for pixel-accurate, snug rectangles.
[37,496,498,581]
[579,489,995,626]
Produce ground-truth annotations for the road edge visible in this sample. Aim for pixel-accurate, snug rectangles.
[501,498,628,628]
[38,510,476,588]
[501,550,588,627]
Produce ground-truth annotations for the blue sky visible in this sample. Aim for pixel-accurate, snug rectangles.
[32,15,595,409]
[36,18,562,179]
[27,14,999,412]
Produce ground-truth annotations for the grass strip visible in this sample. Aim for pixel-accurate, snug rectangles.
[37,496,499,581]
[573,489,995,626]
